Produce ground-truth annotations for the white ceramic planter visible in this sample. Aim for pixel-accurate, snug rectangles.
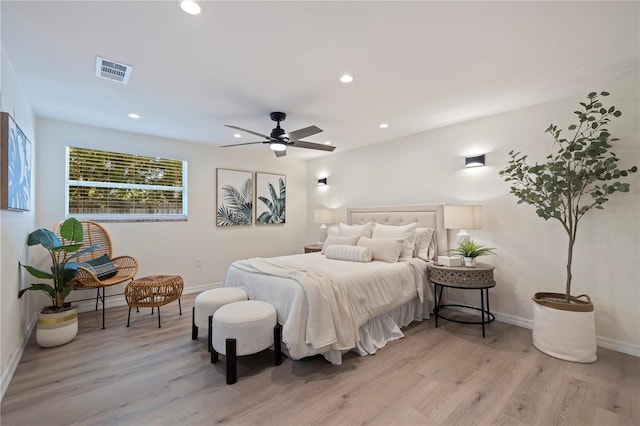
[36,308,78,348]
[532,292,596,363]
[464,257,476,267]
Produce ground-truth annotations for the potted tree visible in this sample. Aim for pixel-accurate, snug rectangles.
[19,217,98,347]
[448,240,496,267]
[500,91,637,362]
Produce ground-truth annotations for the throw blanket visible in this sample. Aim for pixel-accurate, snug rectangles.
[229,257,360,353]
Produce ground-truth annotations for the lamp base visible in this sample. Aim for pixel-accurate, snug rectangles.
[319,224,328,243]
[456,230,471,245]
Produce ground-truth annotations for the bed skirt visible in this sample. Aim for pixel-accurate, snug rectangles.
[281,296,434,365]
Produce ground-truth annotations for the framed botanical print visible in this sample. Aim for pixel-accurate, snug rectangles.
[255,172,286,225]
[1,112,32,211]
[216,168,253,226]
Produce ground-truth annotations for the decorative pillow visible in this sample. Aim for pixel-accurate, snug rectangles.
[321,234,360,254]
[414,227,436,261]
[78,254,118,280]
[325,245,372,263]
[327,226,339,237]
[338,222,374,238]
[357,237,403,263]
[371,222,417,262]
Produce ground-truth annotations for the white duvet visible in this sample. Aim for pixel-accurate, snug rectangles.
[223,253,429,360]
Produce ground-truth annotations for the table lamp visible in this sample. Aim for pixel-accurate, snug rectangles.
[313,209,335,244]
[444,205,482,245]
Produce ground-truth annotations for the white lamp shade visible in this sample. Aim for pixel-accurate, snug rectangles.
[444,205,482,230]
[313,209,335,224]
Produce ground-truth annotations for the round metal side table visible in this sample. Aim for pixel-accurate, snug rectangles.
[427,262,496,337]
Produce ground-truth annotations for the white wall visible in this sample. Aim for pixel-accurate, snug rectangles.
[307,76,640,353]
[0,47,40,398]
[35,119,308,307]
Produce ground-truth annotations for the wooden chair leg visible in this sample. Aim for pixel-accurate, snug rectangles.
[211,348,218,364]
[274,324,282,366]
[127,307,131,327]
[157,306,162,328]
[178,298,182,315]
[226,339,237,385]
[192,307,198,340]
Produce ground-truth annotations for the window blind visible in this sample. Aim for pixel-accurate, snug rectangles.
[66,147,187,221]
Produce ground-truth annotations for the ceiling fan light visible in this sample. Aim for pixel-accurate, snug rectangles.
[270,142,286,152]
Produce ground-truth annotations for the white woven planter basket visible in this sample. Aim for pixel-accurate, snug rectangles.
[532,292,596,363]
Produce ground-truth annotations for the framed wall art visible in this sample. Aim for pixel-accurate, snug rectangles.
[1,112,32,211]
[216,168,253,226]
[255,172,286,225]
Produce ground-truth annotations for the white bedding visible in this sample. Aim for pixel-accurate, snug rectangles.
[223,253,431,363]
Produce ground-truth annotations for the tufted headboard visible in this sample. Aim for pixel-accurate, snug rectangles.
[347,203,447,259]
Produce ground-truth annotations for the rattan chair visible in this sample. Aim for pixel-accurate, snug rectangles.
[55,220,139,329]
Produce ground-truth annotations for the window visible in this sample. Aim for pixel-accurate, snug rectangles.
[66,147,187,221]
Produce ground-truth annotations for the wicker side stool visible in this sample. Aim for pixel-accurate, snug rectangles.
[125,275,184,328]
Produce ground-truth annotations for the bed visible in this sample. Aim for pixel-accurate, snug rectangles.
[222,203,447,365]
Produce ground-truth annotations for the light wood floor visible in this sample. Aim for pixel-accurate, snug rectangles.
[2,294,638,426]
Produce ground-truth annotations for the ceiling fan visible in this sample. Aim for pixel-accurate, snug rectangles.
[222,112,336,157]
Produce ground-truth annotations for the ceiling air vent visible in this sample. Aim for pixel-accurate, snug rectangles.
[95,56,133,84]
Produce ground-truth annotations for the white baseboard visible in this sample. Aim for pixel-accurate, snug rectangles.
[1,314,38,402]
[443,300,639,358]
[596,335,640,357]
[74,282,222,314]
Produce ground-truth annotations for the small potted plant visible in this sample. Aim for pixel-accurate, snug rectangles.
[19,217,98,347]
[448,240,496,267]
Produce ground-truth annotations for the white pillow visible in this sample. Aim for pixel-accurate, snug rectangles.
[325,245,372,263]
[414,227,436,261]
[371,222,417,262]
[321,234,360,254]
[338,222,374,238]
[327,226,339,237]
[357,237,403,263]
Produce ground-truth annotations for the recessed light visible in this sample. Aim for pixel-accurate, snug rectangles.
[340,74,354,83]
[379,123,389,129]
[128,113,140,119]
[233,133,242,138]
[324,141,332,145]
[180,0,201,15]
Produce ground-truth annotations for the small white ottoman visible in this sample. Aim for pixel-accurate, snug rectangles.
[211,300,282,384]
[192,287,248,352]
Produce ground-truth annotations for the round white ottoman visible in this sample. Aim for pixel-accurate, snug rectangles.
[211,300,282,384]
[192,287,248,352]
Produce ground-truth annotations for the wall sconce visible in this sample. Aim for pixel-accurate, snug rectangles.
[317,177,327,186]
[465,154,485,168]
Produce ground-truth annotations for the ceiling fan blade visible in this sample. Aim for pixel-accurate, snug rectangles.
[290,140,336,152]
[287,125,323,141]
[274,149,287,158]
[225,125,274,141]
[220,141,268,147]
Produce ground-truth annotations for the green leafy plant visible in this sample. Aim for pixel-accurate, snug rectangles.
[19,218,99,312]
[448,240,496,258]
[500,91,637,303]
[257,177,286,224]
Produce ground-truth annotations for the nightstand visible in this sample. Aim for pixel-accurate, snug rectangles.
[427,262,496,337]
[303,243,323,253]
